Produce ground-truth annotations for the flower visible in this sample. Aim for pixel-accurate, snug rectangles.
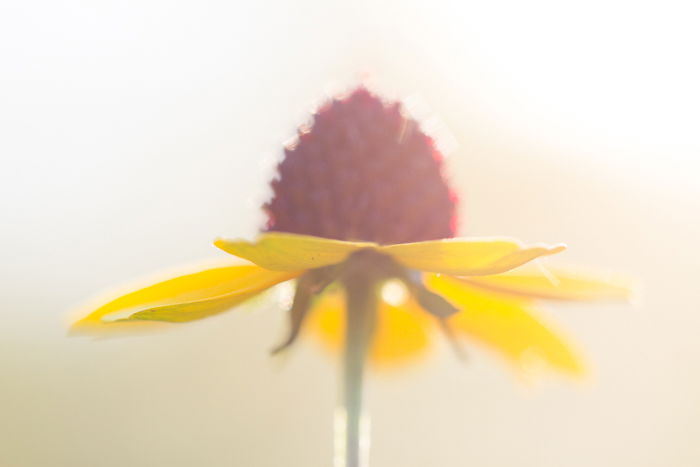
[72,87,627,377]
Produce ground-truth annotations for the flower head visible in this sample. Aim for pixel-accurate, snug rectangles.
[265,87,457,244]
[72,87,627,377]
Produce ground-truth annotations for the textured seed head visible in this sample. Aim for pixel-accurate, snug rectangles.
[263,87,458,244]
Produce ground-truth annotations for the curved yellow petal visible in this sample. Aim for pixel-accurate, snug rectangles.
[305,291,344,354]
[71,264,298,334]
[425,274,584,376]
[306,289,434,367]
[215,233,376,271]
[380,237,566,276]
[372,299,434,366]
[459,269,630,302]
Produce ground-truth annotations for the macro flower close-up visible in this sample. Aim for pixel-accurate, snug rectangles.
[6,2,700,466]
[71,88,627,466]
[72,89,626,376]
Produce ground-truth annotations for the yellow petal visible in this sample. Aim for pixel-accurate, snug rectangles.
[425,274,584,376]
[215,233,376,271]
[459,269,630,302]
[371,299,434,366]
[380,237,566,276]
[71,264,298,334]
[305,291,344,354]
[306,289,434,367]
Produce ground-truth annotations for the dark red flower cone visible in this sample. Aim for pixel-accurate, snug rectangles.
[264,87,458,244]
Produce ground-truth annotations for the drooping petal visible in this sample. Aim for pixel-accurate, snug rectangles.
[305,291,344,353]
[458,269,630,302]
[271,267,338,355]
[306,289,434,367]
[370,299,434,366]
[424,274,584,376]
[215,233,376,271]
[71,264,298,334]
[380,237,566,276]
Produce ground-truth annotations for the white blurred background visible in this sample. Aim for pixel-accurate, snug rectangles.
[2,1,700,466]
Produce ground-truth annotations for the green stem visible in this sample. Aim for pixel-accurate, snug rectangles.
[339,276,377,467]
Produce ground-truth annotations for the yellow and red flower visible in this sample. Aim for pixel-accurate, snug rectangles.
[72,88,627,377]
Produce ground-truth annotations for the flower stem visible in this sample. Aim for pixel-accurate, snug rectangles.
[337,276,377,467]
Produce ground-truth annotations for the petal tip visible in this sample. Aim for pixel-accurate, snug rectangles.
[551,243,567,253]
[67,322,87,337]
